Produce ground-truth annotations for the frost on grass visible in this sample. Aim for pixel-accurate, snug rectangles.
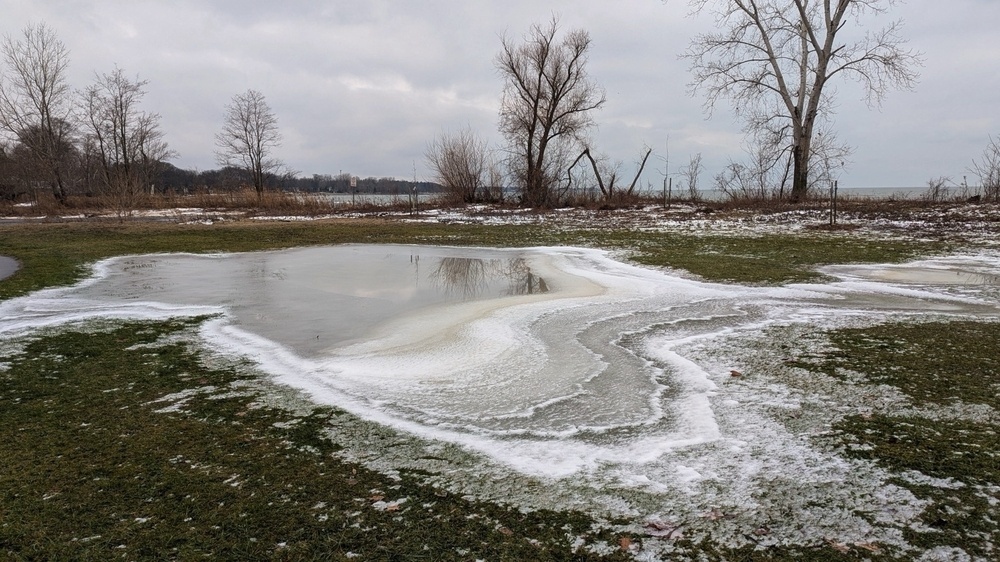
[682,318,1000,559]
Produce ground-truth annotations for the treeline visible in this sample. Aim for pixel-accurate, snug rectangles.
[156,165,440,197]
[0,148,439,202]
[0,22,437,214]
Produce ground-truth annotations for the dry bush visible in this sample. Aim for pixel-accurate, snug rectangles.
[179,188,336,215]
[712,194,801,213]
[426,128,499,204]
[1,192,104,217]
[971,136,1000,201]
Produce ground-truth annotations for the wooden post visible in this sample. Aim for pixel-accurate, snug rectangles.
[830,180,839,226]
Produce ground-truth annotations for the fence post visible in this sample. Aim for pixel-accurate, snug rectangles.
[829,180,839,226]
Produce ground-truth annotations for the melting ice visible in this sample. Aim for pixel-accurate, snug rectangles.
[6,244,1000,553]
[2,245,999,483]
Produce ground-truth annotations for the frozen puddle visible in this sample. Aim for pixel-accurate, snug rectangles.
[3,245,1000,552]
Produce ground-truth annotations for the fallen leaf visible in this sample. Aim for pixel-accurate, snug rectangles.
[369,495,385,502]
[645,520,684,538]
[730,370,743,377]
[619,536,632,550]
[384,503,400,512]
[703,508,726,521]
[826,538,850,553]
[855,542,881,553]
[498,526,513,536]
[753,526,770,536]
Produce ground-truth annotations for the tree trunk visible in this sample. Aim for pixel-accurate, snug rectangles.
[790,142,809,202]
[51,167,68,204]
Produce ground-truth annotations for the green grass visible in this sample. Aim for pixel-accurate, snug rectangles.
[824,321,1000,408]
[0,319,631,561]
[798,321,1000,560]
[613,232,941,284]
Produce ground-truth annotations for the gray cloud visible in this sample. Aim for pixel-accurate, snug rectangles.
[2,0,997,188]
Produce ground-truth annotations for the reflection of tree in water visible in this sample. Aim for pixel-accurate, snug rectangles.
[432,257,548,298]
[501,258,549,296]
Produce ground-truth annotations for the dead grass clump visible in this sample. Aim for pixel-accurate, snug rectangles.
[0,193,105,217]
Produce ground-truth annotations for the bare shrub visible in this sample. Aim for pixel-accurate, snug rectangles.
[714,141,791,201]
[922,176,953,203]
[679,153,704,202]
[971,135,1000,201]
[426,128,498,204]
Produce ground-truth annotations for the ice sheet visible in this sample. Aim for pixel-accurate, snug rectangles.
[3,245,998,477]
[2,246,999,496]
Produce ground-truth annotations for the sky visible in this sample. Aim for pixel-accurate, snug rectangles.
[1,0,998,190]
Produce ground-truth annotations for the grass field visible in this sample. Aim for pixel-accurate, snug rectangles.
[1,216,996,560]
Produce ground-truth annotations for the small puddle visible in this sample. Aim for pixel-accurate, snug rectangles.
[824,263,1000,285]
[0,256,18,281]
[51,245,566,355]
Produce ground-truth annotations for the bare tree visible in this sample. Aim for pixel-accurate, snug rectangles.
[0,141,19,200]
[3,120,78,201]
[496,17,606,207]
[680,153,704,201]
[808,127,851,193]
[81,67,173,218]
[215,89,283,198]
[425,127,499,204]
[970,135,1000,201]
[683,0,921,201]
[568,145,652,202]
[922,176,952,203]
[714,139,793,200]
[0,23,76,203]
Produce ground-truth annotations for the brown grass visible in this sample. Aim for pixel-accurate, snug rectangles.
[0,188,432,219]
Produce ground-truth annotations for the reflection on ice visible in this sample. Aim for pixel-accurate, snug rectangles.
[1,245,1000,482]
[432,256,548,297]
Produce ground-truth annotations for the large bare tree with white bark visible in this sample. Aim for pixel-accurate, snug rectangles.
[683,0,921,200]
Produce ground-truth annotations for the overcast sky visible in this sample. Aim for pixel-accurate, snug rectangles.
[2,1,998,189]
